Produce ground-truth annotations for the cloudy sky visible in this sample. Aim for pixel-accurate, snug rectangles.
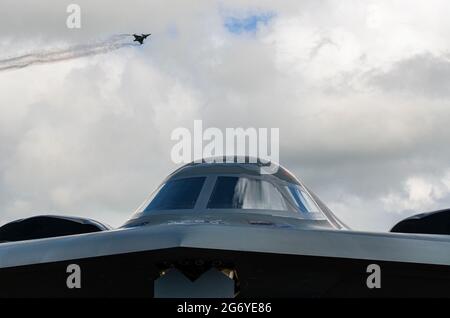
[1,0,450,231]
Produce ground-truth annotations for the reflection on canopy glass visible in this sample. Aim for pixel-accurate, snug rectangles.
[285,184,320,214]
[207,177,288,211]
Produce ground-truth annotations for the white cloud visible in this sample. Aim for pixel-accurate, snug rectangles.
[382,174,450,213]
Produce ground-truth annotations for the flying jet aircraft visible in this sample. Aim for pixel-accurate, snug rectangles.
[132,33,151,45]
[0,157,449,297]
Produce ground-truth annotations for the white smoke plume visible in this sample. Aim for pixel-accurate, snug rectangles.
[0,34,138,72]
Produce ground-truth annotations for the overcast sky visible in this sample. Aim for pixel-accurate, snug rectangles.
[1,0,450,231]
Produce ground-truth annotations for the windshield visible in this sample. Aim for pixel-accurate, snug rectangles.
[138,174,325,220]
[285,184,320,214]
[207,176,288,211]
[143,177,206,211]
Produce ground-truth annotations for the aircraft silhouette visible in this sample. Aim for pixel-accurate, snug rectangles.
[132,33,151,45]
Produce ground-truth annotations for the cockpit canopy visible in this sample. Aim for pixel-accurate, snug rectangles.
[125,158,346,229]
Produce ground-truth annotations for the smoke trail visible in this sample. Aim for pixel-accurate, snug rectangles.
[0,34,138,72]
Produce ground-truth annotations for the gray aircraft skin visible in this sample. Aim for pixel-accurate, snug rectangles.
[0,158,450,297]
